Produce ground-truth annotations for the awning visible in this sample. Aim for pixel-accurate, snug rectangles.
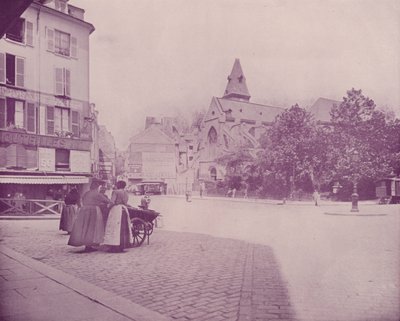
[0,175,90,184]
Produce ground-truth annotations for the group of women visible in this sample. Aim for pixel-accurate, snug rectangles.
[59,180,133,253]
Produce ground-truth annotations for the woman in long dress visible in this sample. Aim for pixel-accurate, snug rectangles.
[59,187,80,234]
[103,181,133,252]
[68,180,111,252]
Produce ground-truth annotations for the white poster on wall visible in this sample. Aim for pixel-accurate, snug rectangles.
[70,150,91,173]
[142,152,176,180]
[38,148,55,171]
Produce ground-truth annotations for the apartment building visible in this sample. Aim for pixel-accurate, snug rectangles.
[0,0,95,198]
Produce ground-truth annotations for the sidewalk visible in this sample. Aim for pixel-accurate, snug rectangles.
[0,245,172,321]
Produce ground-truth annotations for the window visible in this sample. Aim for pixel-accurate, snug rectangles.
[55,149,70,171]
[55,0,67,12]
[55,30,70,56]
[71,110,79,137]
[6,18,24,43]
[47,28,77,58]
[54,67,70,97]
[249,127,255,137]
[5,18,33,46]
[54,107,70,134]
[0,53,25,87]
[46,106,55,135]
[0,98,36,132]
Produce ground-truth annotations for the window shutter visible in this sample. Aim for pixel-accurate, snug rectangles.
[46,106,55,134]
[15,57,25,87]
[27,103,36,133]
[71,36,77,58]
[0,98,5,128]
[55,68,63,95]
[71,110,79,137]
[0,53,5,83]
[65,68,71,96]
[26,21,33,46]
[47,28,54,51]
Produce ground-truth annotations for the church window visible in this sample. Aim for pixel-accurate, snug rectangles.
[249,127,255,137]
[223,134,229,148]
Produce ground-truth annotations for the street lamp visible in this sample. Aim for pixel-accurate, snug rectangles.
[351,150,359,212]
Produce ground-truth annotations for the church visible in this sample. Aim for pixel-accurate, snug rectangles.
[197,59,285,181]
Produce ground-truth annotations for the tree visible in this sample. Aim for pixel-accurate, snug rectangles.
[258,104,325,198]
[215,149,255,190]
[329,88,396,199]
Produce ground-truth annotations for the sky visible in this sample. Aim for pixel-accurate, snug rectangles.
[69,0,400,150]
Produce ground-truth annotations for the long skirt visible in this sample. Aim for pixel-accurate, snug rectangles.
[59,205,78,233]
[103,205,133,251]
[68,206,105,247]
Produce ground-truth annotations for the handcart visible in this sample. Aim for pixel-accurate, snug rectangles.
[127,206,160,247]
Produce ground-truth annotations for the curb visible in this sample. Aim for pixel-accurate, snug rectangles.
[324,212,387,217]
[0,215,60,220]
[0,245,172,321]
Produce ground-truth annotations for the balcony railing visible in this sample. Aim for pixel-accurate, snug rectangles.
[0,198,64,216]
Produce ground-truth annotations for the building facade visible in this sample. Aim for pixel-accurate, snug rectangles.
[198,59,284,181]
[98,125,116,182]
[0,0,95,198]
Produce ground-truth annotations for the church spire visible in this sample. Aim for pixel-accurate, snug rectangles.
[223,58,251,102]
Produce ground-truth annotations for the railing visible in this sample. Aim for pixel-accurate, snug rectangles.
[0,198,64,216]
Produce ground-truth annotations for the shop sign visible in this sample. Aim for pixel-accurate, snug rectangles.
[70,150,91,173]
[0,131,91,151]
[38,148,55,171]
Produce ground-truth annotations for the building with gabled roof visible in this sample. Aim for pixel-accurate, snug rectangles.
[309,97,341,124]
[198,59,285,181]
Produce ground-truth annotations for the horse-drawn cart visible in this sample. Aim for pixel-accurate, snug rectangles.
[127,206,160,247]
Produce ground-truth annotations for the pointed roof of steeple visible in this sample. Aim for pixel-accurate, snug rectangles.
[223,58,251,102]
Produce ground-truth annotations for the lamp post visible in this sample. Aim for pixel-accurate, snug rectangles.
[350,150,359,212]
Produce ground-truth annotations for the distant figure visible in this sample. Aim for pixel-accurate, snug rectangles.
[313,190,320,206]
[232,188,236,198]
[199,181,205,198]
[243,183,249,199]
[141,195,151,209]
[103,181,132,252]
[59,188,80,234]
[68,180,111,252]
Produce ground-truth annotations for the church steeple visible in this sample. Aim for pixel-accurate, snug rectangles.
[223,59,251,102]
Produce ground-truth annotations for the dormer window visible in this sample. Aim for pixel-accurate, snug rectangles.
[238,75,243,83]
[6,18,24,43]
[5,18,33,46]
[55,0,67,13]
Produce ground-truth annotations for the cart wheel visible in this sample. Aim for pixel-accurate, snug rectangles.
[146,222,154,235]
[130,218,146,247]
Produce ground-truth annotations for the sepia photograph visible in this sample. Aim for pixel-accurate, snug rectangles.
[0,0,399,320]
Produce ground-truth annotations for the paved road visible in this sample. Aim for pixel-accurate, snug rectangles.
[0,197,399,321]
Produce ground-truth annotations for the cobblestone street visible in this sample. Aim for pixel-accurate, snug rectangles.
[0,198,399,321]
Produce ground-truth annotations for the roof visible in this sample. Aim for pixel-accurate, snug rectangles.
[129,125,175,145]
[0,0,33,38]
[309,97,341,123]
[223,59,251,101]
[216,97,284,124]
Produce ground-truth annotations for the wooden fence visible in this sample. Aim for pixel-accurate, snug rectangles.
[0,198,63,216]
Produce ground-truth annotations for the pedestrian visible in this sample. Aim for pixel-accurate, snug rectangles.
[243,183,248,199]
[103,181,133,252]
[313,190,320,206]
[68,180,111,252]
[59,187,80,234]
[141,195,151,209]
[199,181,205,198]
[232,188,236,198]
